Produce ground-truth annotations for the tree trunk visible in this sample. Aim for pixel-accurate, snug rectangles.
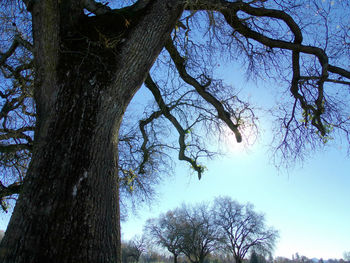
[235,256,242,263]
[0,1,183,262]
[174,254,178,263]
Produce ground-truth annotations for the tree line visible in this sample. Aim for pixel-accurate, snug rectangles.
[275,254,350,263]
[123,197,278,263]
[121,235,350,263]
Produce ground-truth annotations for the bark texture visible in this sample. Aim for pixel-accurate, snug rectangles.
[0,0,183,262]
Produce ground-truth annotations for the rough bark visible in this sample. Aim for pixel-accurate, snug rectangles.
[0,0,183,262]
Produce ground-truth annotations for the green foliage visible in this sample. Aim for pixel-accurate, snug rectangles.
[300,108,334,144]
[123,169,138,192]
[0,199,9,212]
[315,124,334,144]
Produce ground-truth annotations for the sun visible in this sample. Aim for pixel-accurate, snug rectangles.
[219,122,258,155]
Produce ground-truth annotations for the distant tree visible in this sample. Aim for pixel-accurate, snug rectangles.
[275,257,293,263]
[293,254,302,263]
[122,236,146,263]
[145,210,183,263]
[250,251,260,263]
[303,256,313,263]
[267,254,273,263]
[213,196,278,263]
[122,242,134,263]
[146,203,220,263]
[291,254,313,263]
[134,235,148,262]
[141,250,172,263]
[177,204,220,263]
[250,251,268,263]
[344,252,350,261]
[209,252,234,263]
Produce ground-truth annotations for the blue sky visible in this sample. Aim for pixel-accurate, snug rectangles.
[120,60,350,260]
[121,126,350,259]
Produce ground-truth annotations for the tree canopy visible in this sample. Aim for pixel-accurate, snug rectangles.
[213,197,278,263]
[144,198,278,263]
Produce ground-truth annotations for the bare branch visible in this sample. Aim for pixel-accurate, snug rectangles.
[165,38,242,143]
[145,74,206,179]
[0,34,33,67]
[83,0,112,15]
[0,143,32,153]
[0,181,22,200]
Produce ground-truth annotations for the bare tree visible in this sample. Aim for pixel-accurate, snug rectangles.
[122,236,146,263]
[344,252,350,262]
[0,1,34,212]
[145,204,220,263]
[213,196,278,263]
[145,210,183,263]
[0,0,349,262]
[176,204,220,263]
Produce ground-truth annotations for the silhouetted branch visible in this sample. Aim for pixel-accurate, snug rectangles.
[0,181,22,200]
[145,74,206,179]
[165,38,242,143]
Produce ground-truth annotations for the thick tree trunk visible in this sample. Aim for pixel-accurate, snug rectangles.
[0,0,183,262]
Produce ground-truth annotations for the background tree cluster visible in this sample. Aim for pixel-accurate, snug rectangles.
[275,253,350,263]
[144,196,278,263]
[122,235,147,263]
[120,237,350,263]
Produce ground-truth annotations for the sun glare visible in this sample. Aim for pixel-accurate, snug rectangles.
[220,123,258,155]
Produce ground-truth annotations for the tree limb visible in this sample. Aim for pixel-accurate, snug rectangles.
[0,143,32,153]
[145,74,206,179]
[83,0,112,15]
[165,38,243,143]
[0,181,22,200]
[0,34,33,67]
